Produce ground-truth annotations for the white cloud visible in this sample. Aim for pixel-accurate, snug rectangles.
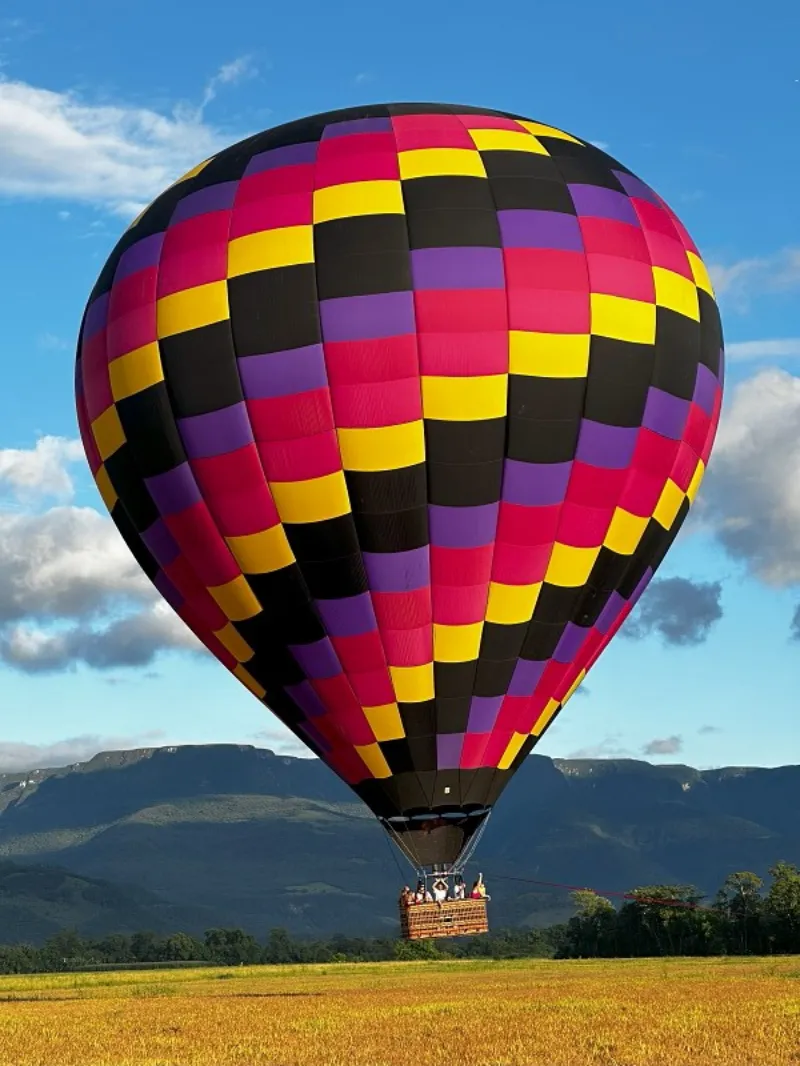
[0,62,254,217]
[566,734,634,759]
[642,735,683,756]
[702,368,800,586]
[623,577,723,646]
[708,249,800,309]
[726,338,800,361]
[0,436,83,500]
[0,731,167,773]
[0,438,203,673]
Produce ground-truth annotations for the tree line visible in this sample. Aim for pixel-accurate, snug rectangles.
[0,861,798,973]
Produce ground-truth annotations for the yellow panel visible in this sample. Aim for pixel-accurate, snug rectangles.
[687,251,715,297]
[225,524,295,574]
[686,459,705,504]
[398,148,486,180]
[604,507,649,556]
[337,421,425,472]
[156,281,229,338]
[390,662,434,703]
[562,669,586,706]
[94,464,117,511]
[364,703,405,743]
[433,622,483,663]
[233,663,266,700]
[590,294,656,344]
[355,742,392,779]
[313,181,405,223]
[518,121,582,144]
[653,479,684,529]
[469,129,548,155]
[545,543,600,587]
[214,623,254,663]
[498,732,527,770]
[208,575,262,622]
[486,582,542,625]
[422,374,507,420]
[91,405,126,461]
[509,331,590,378]
[228,226,314,277]
[531,698,560,737]
[270,471,350,524]
[653,267,700,321]
[109,342,164,401]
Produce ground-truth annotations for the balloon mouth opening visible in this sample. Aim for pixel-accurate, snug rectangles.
[380,808,492,872]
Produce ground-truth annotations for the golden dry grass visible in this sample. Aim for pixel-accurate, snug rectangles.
[0,956,798,1065]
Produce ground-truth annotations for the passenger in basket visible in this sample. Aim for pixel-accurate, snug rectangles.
[453,875,466,901]
[432,877,448,905]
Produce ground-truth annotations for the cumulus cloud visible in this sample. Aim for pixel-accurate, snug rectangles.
[0,731,167,774]
[702,368,800,586]
[698,724,722,734]
[566,734,634,759]
[0,439,203,673]
[0,436,83,500]
[642,735,683,756]
[708,249,800,310]
[0,61,254,217]
[623,577,723,646]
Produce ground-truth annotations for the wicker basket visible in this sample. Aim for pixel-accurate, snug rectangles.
[399,899,489,940]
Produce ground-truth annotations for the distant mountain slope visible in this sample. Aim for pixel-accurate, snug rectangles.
[0,746,796,936]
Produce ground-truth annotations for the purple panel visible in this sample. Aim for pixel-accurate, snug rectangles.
[286,680,328,718]
[468,695,503,732]
[569,185,639,225]
[179,403,254,459]
[437,732,465,770]
[642,388,690,441]
[553,622,588,664]
[83,293,109,340]
[317,593,377,637]
[576,420,638,469]
[429,503,499,548]
[141,519,181,568]
[320,291,416,342]
[289,638,341,680]
[411,247,505,290]
[239,345,328,399]
[154,571,184,611]
[145,463,201,516]
[613,171,660,205]
[596,590,625,634]
[503,459,572,507]
[363,547,430,592]
[171,181,238,224]
[323,117,393,137]
[115,233,165,282]
[297,720,332,753]
[244,141,319,176]
[693,363,719,416]
[508,658,547,696]
[497,210,583,251]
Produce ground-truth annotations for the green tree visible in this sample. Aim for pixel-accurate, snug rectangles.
[204,928,261,966]
[714,872,764,954]
[764,861,800,953]
[161,932,203,962]
[562,890,617,957]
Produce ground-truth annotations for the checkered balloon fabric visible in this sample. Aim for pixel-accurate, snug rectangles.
[76,103,724,866]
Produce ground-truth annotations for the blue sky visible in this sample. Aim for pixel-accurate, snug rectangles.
[0,0,799,774]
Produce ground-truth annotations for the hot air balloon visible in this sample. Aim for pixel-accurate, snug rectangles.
[75,103,723,939]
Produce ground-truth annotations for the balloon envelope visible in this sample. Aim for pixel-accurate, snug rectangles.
[76,103,724,869]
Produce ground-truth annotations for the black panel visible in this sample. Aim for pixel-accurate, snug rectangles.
[480,621,528,661]
[430,770,464,809]
[554,157,627,193]
[699,290,723,377]
[399,701,436,737]
[435,697,472,734]
[534,583,585,625]
[314,215,412,300]
[346,465,427,513]
[652,307,702,401]
[473,658,517,697]
[461,767,497,808]
[573,584,613,627]
[298,552,369,599]
[246,646,306,689]
[588,546,633,592]
[353,507,428,553]
[115,382,187,479]
[481,150,561,181]
[285,514,360,561]
[427,460,503,506]
[111,505,159,581]
[104,447,160,530]
[425,419,506,463]
[522,620,565,659]
[507,416,579,464]
[160,322,243,417]
[433,661,477,699]
[583,337,655,428]
[381,738,417,775]
[402,176,495,213]
[405,207,501,250]
[509,375,586,421]
[489,175,577,213]
[228,265,321,355]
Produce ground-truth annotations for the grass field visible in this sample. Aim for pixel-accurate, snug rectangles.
[0,956,798,1065]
